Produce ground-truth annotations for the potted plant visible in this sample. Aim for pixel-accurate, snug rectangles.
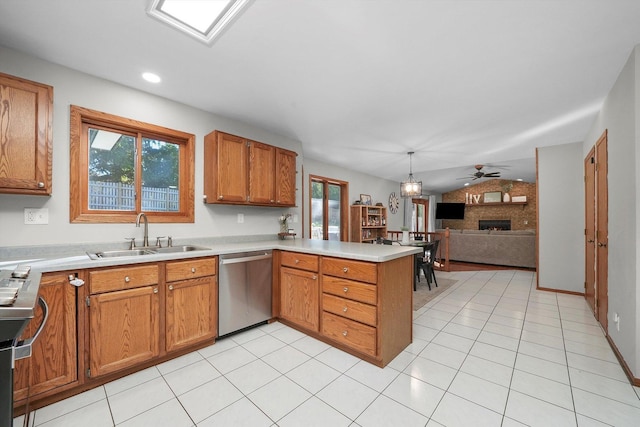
[400,226,410,243]
[501,180,513,202]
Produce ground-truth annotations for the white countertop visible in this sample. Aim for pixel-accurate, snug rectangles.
[0,238,422,273]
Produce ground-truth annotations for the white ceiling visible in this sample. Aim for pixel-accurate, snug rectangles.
[2,0,640,193]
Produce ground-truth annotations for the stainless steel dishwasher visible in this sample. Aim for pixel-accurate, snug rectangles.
[218,250,273,337]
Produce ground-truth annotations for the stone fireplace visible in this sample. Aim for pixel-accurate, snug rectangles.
[479,219,511,230]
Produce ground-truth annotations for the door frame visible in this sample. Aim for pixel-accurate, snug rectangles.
[308,174,349,241]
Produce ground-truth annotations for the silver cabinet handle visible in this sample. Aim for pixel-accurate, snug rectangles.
[343,267,349,273]
[312,275,317,280]
[343,287,348,293]
[168,285,174,291]
[37,182,45,188]
[124,276,130,283]
[191,267,196,273]
[153,288,158,294]
[342,331,348,337]
[295,259,300,264]
[343,307,348,312]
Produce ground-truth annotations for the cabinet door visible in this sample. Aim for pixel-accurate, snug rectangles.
[89,286,159,378]
[166,276,217,352]
[13,272,78,402]
[275,148,297,206]
[0,72,53,195]
[215,132,248,202]
[249,140,275,204]
[280,267,319,332]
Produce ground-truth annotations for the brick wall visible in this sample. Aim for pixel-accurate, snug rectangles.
[441,179,536,230]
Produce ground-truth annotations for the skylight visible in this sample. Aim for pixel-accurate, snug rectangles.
[147,0,250,45]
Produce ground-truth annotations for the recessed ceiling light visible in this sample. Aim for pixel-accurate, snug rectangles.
[464,183,470,186]
[516,178,523,181]
[147,0,251,46]
[142,72,162,83]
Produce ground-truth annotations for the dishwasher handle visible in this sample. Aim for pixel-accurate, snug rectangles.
[220,253,272,265]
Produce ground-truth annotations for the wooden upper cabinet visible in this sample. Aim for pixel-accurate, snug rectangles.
[204,130,297,207]
[249,140,275,204]
[0,72,53,195]
[204,131,248,203]
[275,147,297,206]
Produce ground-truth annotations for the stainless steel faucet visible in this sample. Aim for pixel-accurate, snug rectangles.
[135,213,149,247]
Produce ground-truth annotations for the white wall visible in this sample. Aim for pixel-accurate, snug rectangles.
[583,46,638,376]
[302,157,404,237]
[0,46,405,250]
[0,45,308,247]
[537,142,584,293]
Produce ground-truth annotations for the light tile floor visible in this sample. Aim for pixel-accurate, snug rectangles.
[14,269,640,426]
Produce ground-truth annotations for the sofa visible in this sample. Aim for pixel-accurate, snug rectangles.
[439,229,536,268]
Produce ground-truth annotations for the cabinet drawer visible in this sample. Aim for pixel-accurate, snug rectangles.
[322,257,377,284]
[322,275,377,305]
[322,293,376,326]
[90,265,158,294]
[166,257,217,282]
[281,251,319,272]
[322,312,376,356]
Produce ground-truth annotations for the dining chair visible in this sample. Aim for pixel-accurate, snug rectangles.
[419,240,440,290]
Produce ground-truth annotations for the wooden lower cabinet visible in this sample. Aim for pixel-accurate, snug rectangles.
[88,285,160,378]
[320,255,413,366]
[280,266,319,332]
[87,264,160,378]
[165,258,217,352]
[13,271,79,403]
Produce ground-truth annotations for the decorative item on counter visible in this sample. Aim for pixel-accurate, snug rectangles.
[400,226,410,244]
[279,213,292,233]
[512,195,527,202]
[473,194,481,203]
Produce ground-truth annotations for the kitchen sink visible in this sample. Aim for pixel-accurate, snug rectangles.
[86,245,210,260]
[154,245,210,254]
[87,249,155,259]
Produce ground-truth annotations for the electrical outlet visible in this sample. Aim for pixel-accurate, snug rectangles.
[293,214,298,223]
[237,213,244,223]
[24,208,49,225]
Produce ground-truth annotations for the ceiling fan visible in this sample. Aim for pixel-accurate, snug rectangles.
[459,164,502,180]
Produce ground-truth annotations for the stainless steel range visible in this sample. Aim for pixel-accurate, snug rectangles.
[0,266,46,426]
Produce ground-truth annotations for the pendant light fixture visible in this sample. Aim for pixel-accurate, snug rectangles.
[400,151,422,198]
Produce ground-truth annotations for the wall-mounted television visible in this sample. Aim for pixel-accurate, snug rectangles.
[435,202,465,220]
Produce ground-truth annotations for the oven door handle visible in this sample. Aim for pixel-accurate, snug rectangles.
[15,296,49,361]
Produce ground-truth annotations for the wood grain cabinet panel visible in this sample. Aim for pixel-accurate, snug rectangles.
[322,312,376,356]
[165,258,216,282]
[89,264,158,294]
[0,72,53,195]
[249,140,275,204]
[88,285,160,378]
[280,266,319,332]
[275,147,296,206]
[13,272,78,403]
[165,257,217,353]
[280,251,318,272]
[322,257,377,284]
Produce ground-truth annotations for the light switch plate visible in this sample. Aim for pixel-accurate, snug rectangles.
[24,208,49,224]
[237,213,244,223]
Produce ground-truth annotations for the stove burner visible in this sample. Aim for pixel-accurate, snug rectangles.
[0,278,26,306]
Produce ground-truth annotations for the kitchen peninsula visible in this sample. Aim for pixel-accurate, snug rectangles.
[3,237,420,414]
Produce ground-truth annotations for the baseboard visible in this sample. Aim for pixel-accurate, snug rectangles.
[606,334,640,387]
[536,286,584,296]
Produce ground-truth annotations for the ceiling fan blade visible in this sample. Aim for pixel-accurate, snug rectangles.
[483,172,501,177]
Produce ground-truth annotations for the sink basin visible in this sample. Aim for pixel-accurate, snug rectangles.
[154,245,210,254]
[87,249,155,260]
[87,245,210,260]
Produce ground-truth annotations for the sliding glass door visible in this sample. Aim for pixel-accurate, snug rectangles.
[310,175,348,241]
